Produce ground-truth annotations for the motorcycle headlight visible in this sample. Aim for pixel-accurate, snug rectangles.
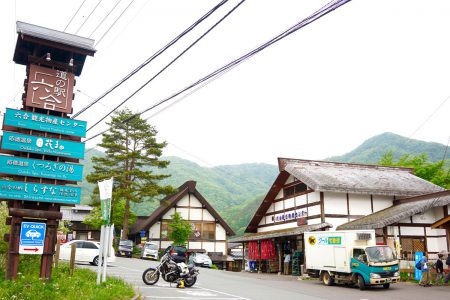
[370,273,381,279]
[393,271,400,277]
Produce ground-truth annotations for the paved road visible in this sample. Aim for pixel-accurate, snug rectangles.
[80,257,449,300]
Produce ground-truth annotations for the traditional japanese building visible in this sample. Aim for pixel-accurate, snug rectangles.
[130,181,235,258]
[229,157,448,274]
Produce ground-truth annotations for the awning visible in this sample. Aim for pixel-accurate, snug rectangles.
[228,222,333,243]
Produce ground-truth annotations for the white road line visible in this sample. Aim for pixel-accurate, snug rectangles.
[197,287,250,300]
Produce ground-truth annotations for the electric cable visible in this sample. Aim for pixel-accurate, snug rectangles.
[64,0,87,32]
[86,0,245,132]
[89,0,123,38]
[84,0,351,142]
[72,0,229,118]
[75,0,103,35]
[94,0,136,47]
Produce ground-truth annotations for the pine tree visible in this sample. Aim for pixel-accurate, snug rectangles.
[86,108,175,239]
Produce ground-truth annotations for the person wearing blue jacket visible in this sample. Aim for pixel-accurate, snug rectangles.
[419,254,431,287]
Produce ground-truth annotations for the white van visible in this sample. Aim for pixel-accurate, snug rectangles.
[140,242,159,260]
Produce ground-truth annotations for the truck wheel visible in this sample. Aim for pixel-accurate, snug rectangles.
[383,283,390,289]
[322,272,334,286]
[357,275,366,290]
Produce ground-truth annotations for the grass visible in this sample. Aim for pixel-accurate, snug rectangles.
[0,255,135,300]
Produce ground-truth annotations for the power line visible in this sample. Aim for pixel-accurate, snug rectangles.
[64,0,87,32]
[89,0,123,38]
[72,0,229,118]
[75,0,103,35]
[94,0,136,47]
[408,95,450,139]
[86,0,245,132]
[84,0,351,142]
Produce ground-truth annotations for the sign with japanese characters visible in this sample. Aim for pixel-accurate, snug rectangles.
[0,180,81,204]
[25,64,75,113]
[317,236,342,246]
[19,222,46,254]
[0,156,83,181]
[1,131,85,159]
[4,108,87,137]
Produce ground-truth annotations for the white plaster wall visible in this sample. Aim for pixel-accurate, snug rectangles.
[190,208,203,220]
[190,196,202,207]
[265,215,274,225]
[161,241,172,249]
[178,194,189,206]
[285,198,295,209]
[257,222,297,233]
[267,203,275,213]
[308,192,320,203]
[216,225,226,240]
[411,210,437,224]
[427,237,448,253]
[324,192,347,214]
[348,194,372,215]
[177,207,189,220]
[308,218,321,225]
[286,175,295,184]
[189,241,202,250]
[308,204,321,217]
[259,217,265,226]
[203,242,216,253]
[203,210,215,221]
[432,206,445,220]
[275,189,283,200]
[149,223,161,239]
[215,242,226,255]
[274,201,284,212]
[163,208,176,219]
[325,217,350,231]
[400,226,424,236]
[399,217,412,224]
[426,227,447,236]
[372,195,393,212]
[295,194,307,206]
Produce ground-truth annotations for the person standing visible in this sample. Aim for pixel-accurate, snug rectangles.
[444,254,450,284]
[434,254,444,285]
[284,252,291,275]
[419,254,431,287]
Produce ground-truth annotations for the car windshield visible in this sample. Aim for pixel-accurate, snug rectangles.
[120,240,132,246]
[145,244,158,250]
[365,246,396,263]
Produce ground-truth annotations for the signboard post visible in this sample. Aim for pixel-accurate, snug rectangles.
[19,222,46,255]
[97,178,113,284]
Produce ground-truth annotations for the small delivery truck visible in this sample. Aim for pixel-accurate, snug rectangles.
[304,230,400,290]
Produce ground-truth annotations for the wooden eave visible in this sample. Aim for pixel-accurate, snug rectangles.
[431,215,450,229]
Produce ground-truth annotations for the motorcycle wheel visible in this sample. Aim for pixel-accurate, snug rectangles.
[142,268,160,285]
[184,276,197,287]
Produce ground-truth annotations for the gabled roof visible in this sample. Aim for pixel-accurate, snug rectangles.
[280,158,444,197]
[337,190,450,230]
[130,181,235,236]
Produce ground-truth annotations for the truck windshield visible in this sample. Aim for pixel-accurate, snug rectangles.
[365,246,396,263]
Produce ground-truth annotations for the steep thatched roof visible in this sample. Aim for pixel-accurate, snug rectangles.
[337,190,450,230]
[281,158,443,197]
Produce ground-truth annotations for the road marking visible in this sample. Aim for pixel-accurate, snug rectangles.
[199,287,250,300]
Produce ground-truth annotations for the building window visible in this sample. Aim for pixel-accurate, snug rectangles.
[190,222,202,239]
[160,222,173,239]
[284,182,307,197]
[203,223,215,240]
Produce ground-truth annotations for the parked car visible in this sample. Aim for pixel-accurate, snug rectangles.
[188,252,212,268]
[59,240,115,266]
[117,240,133,258]
[140,242,159,260]
[165,244,188,263]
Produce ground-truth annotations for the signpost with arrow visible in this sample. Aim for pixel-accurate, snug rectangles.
[19,222,46,255]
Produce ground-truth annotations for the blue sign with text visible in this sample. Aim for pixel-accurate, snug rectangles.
[20,222,46,254]
[0,180,81,204]
[415,252,423,281]
[0,156,83,181]
[1,131,85,159]
[4,108,87,137]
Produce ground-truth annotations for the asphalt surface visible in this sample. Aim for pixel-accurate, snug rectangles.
[78,257,450,300]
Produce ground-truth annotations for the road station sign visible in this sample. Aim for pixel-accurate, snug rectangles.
[19,222,46,255]
[0,180,81,204]
[4,108,87,137]
[1,131,85,159]
[0,155,83,181]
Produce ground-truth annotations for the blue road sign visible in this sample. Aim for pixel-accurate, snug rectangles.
[140,230,146,237]
[4,108,87,137]
[19,222,46,254]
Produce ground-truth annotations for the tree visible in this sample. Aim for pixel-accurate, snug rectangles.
[168,212,192,246]
[379,151,450,189]
[86,108,175,239]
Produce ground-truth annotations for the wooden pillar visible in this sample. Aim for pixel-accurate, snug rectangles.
[241,243,245,272]
[5,201,23,280]
[320,192,325,223]
[277,242,282,276]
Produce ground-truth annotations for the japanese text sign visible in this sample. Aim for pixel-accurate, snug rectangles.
[4,108,87,137]
[0,155,83,181]
[0,180,81,204]
[1,131,85,159]
[19,222,46,255]
[25,64,75,113]
[317,236,342,245]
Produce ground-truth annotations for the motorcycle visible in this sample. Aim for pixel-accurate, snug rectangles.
[142,252,199,287]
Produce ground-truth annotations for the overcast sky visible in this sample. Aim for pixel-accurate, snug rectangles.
[1,0,449,167]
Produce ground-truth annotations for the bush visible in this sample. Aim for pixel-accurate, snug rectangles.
[211,264,219,270]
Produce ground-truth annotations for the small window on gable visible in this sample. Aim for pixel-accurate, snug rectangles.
[283,182,307,197]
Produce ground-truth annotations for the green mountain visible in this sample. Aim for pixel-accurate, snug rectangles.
[327,132,448,163]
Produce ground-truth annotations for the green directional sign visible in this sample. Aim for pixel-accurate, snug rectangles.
[0,180,81,204]
[4,108,87,137]
[0,156,83,181]
[1,131,85,159]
